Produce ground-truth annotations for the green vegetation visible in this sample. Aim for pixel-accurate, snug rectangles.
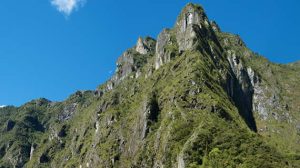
[0,2,299,168]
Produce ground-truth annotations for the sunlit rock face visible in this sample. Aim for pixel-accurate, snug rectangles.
[103,36,156,91]
[136,37,149,55]
[176,3,206,32]
[155,29,171,69]
[115,37,156,82]
[154,3,224,70]
[175,3,210,51]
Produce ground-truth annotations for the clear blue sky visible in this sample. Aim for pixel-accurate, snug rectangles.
[0,0,299,106]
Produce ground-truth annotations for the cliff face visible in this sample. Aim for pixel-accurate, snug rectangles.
[0,3,299,168]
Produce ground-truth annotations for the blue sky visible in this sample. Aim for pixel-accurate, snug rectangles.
[0,0,299,106]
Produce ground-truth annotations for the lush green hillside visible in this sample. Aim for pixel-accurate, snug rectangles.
[0,3,299,168]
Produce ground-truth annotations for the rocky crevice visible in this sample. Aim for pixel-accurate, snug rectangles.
[226,50,257,131]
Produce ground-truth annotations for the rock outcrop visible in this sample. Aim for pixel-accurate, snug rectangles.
[105,37,156,90]
[175,3,207,51]
[155,29,172,69]
[136,37,149,55]
[175,3,218,53]
[226,49,257,131]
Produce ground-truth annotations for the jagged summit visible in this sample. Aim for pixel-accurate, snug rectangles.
[175,3,207,31]
[154,3,224,69]
[104,3,226,90]
[107,3,224,77]
[175,3,218,51]
[104,36,156,91]
[0,3,299,168]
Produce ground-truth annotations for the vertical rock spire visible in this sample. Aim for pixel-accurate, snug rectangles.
[136,37,149,55]
[175,3,213,52]
[176,3,206,32]
[155,29,172,69]
[154,3,222,70]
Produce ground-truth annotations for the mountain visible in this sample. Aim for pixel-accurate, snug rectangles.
[0,3,299,168]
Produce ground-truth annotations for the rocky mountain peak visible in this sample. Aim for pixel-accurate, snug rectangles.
[175,3,217,52]
[175,3,207,31]
[116,36,156,76]
[104,36,156,91]
[137,36,156,54]
[136,37,149,54]
[154,4,218,69]
[1,3,299,168]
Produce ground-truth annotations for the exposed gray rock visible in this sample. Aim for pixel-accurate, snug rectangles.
[136,37,149,54]
[29,144,36,161]
[126,95,160,161]
[247,67,257,86]
[226,50,257,131]
[175,3,210,51]
[222,34,245,48]
[95,120,100,133]
[249,70,285,122]
[106,81,114,91]
[4,144,31,168]
[59,103,78,121]
[135,70,141,78]
[142,37,156,53]
[155,29,171,69]
[227,50,253,90]
[106,37,156,90]
[227,51,286,123]
[177,153,185,168]
[104,43,155,99]
[49,126,59,141]
[177,24,201,52]
[176,4,205,32]
[210,21,221,32]
[252,85,285,121]
[116,50,135,81]
[141,97,159,139]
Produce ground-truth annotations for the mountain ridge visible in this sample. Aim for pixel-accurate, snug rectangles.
[0,3,299,168]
